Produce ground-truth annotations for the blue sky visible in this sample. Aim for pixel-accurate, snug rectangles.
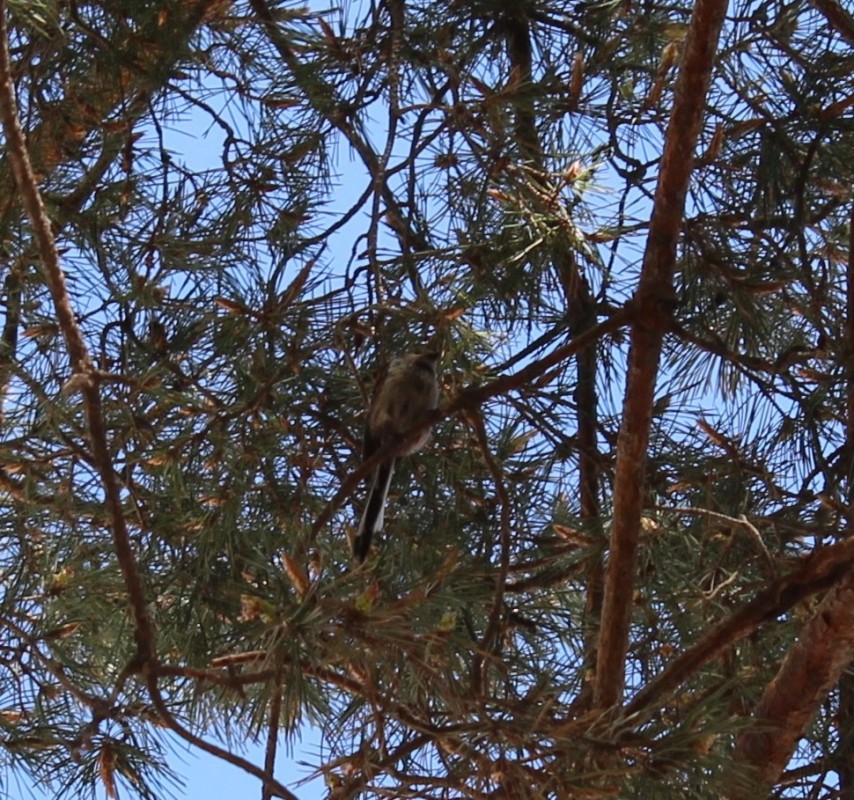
[20,729,327,799]
[173,731,326,800]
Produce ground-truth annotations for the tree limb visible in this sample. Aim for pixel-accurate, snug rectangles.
[594,0,730,710]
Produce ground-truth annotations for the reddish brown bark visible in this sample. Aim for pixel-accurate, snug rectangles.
[593,0,729,710]
[730,204,854,792]
[733,574,854,791]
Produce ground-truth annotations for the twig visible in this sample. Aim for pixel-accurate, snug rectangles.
[658,505,777,576]
[144,671,299,800]
[262,674,283,800]
[467,408,511,695]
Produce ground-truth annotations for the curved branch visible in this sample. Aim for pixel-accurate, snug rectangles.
[144,671,300,800]
[0,0,154,664]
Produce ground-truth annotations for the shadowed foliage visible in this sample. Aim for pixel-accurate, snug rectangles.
[1,0,854,797]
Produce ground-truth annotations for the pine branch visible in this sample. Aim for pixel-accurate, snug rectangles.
[594,0,729,710]
[0,0,154,663]
[729,205,854,792]
[625,532,854,720]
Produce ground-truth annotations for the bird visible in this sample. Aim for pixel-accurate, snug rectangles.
[352,350,440,563]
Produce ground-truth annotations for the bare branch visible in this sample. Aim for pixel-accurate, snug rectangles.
[593,0,728,710]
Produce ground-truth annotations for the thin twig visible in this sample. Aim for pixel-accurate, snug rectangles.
[144,671,299,800]
[262,674,283,800]
[467,408,511,695]
[658,505,777,576]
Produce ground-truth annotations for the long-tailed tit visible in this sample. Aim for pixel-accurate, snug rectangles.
[353,351,440,562]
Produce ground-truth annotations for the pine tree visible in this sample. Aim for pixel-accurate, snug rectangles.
[1,0,854,797]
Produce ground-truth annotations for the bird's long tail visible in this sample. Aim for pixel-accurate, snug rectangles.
[353,458,395,562]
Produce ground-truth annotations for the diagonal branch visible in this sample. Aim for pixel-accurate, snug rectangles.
[306,307,629,553]
[0,0,155,666]
[593,0,728,710]
[728,204,854,792]
[625,531,854,720]
[807,0,854,47]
